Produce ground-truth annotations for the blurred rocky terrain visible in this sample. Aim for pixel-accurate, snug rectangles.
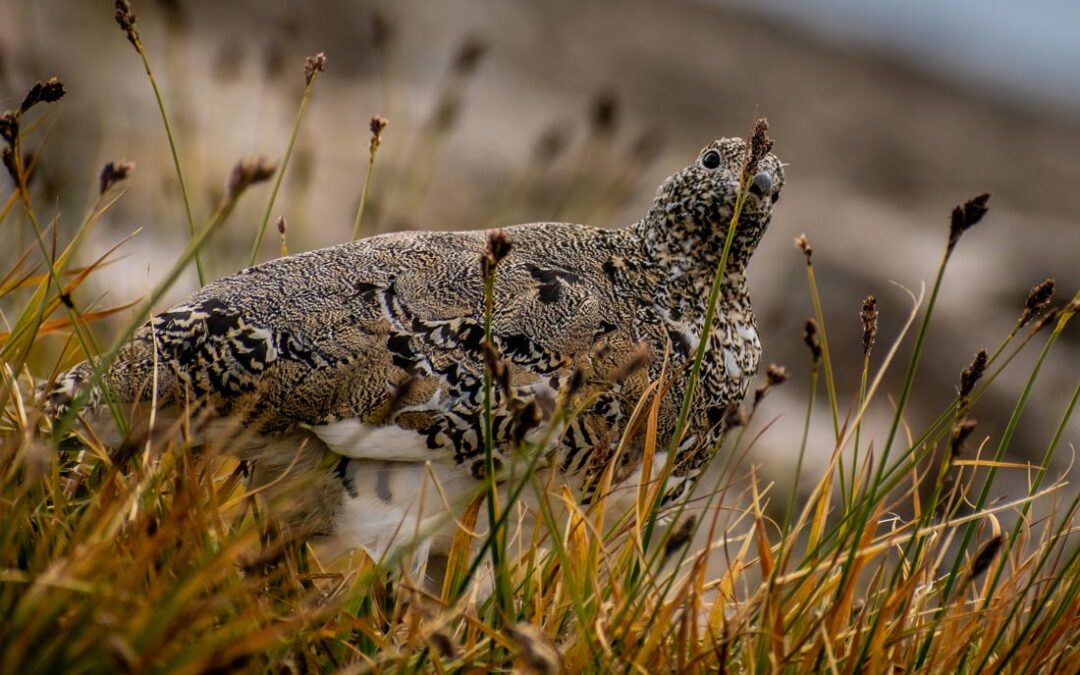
[2,0,1077,506]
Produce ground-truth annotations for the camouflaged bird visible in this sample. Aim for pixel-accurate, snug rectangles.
[48,135,784,564]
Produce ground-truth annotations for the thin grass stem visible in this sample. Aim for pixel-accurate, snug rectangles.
[250,65,322,266]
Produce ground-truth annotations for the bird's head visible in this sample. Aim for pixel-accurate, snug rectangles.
[639,136,784,272]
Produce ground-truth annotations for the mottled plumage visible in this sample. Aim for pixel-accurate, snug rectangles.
[48,137,784,563]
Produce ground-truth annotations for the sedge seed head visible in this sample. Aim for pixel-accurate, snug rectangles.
[860,295,878,355]
[20,77,66,114]
[663,515,696,560]
[2,147,18,186]
[1030,307,1061,334]
[114,0,140,47]
[590,89,619,137]
[303,52,327,85]
[968,534,1004,580]
[1019,278,1055,327]
[723,402,748,429]
[766,363,789,386]
[949,417,978,457]
[803,318,822,363]
[746,117,774,176]
[0,111,18,145]
[99,160,135,194]
[369,114,388,138]
[959,349,988,400]
[227,155,277,200]
[794,233,812,265]
[481,341,511,397]
[485,229,513,268]
[947,192,991,255]
[511,399,543,445]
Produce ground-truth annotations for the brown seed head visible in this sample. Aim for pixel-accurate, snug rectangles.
[745,117,774,176]
[507,622,561,675]
[959,349,988,400]
[226,155,277,200]
[1030,307,1061,335]
[0,111,18,145]
[2,147,17,186]
[947,192,991,255]
[590,89,619,136]
[663,515,697,560]
[276,215,288,256]
[766,364,789,386]
[20,77,66,114]
[99,160,135,194]
[949,417,977,458]
[794,233,812,265]
[754,364,789,409]
[511,399,544,445]
[369,114,388,152]
[723,402,747,429]
[1019,278,1055,327]
[369,114,388,139]
[114,0,140,47]
[565,368,585,397]
[860,295,878,355]
[303,52,326,85]
[803,318,822,363]
[481,341,511,397]
[968,534,1004,580]
[486,229,512,268]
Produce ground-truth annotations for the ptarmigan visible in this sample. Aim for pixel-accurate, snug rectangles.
[48,135,784,564]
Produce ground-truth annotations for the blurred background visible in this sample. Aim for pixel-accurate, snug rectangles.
[2,0,1078,511]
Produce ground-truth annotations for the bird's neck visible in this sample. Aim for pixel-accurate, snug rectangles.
[629,215,751,300]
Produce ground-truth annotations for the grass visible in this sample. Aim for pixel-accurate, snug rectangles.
[1,5,1079,673]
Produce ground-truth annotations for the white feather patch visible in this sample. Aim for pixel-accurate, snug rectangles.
[310,419,432,461]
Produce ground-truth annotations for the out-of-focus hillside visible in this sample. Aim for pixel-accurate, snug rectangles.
[2,0,1077,501]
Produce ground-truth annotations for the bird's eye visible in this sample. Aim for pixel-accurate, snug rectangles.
[701,150,721,170]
